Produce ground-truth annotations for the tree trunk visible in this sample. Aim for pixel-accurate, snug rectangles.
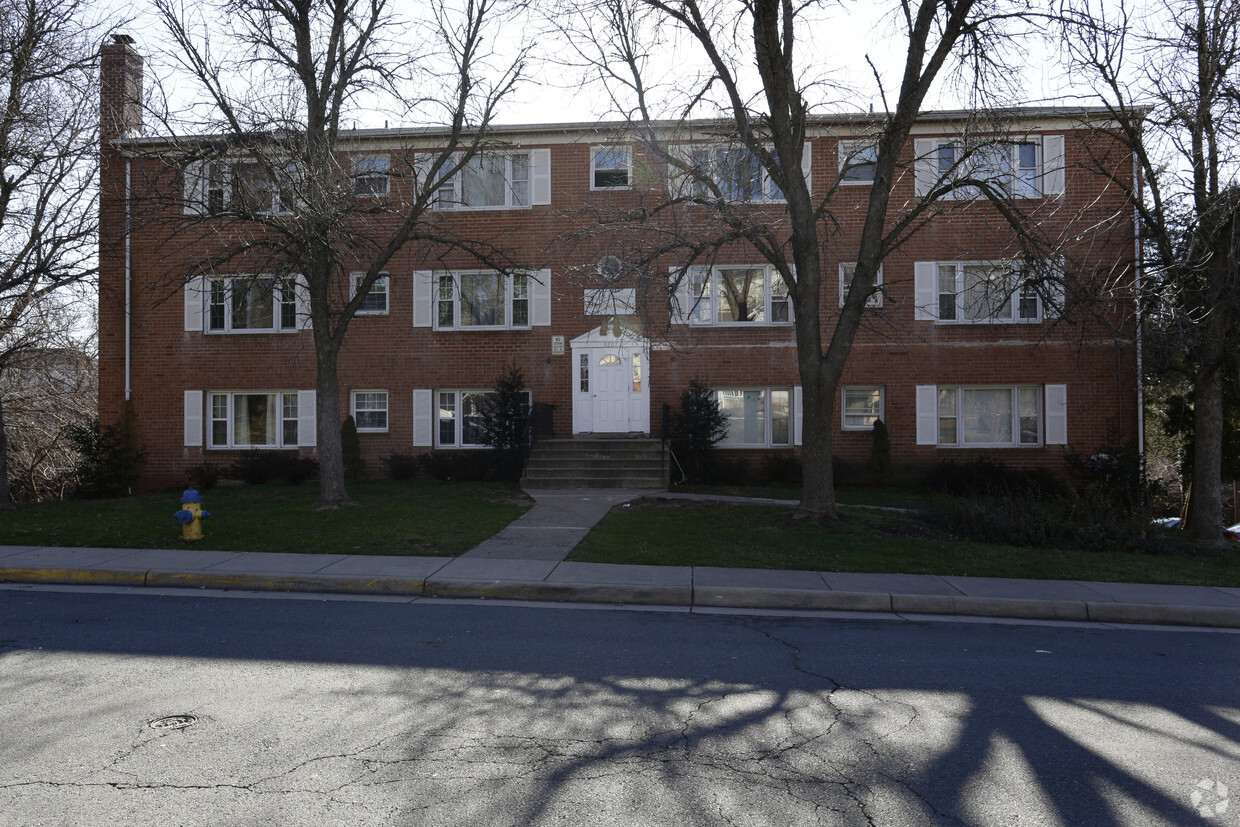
[797,376,838,520]
[313,332,352,509]
[0,395,16,511]
[1187,348,1225,544]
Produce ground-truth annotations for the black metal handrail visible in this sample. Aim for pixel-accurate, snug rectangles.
[660,402,671,481]
[521,402,553,474]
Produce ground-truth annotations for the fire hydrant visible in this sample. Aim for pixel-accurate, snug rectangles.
[173,488,210,541]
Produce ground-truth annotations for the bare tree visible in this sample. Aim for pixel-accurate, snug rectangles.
[1,290,96,502]
[148,0,529,508]
[1062,0,1240,543]
[553,0,1057,519]
[0,0,102,510]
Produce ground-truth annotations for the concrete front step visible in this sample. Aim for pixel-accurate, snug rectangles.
[522,478,664,490]
[523,468,666,482]
[521,438,668,489]
[525,458,666,471]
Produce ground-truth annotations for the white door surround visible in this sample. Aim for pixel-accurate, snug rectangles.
[570,329,651,435]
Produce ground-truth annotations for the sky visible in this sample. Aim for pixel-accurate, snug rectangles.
[106,0,1096,132]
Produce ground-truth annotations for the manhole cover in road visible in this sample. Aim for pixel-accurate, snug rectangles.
[148,715,197,730]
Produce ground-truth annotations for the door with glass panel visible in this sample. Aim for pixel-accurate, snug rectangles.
[571,340,650,434]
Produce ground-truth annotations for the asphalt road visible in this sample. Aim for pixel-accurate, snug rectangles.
[1,586,1238,826]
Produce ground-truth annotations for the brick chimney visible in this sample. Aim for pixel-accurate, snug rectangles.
[100,34,143,140]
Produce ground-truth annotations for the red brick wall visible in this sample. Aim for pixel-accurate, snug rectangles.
[98,114,1139,488]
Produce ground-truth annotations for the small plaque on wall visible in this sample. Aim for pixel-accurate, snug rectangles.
[551,335,565,355]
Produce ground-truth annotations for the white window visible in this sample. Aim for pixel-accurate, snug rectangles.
[669,142,811,203]
[675,264,792,326]
[915,135,1065,199]
[840,141,878,184]
[184,158,300,215]
[435,389,530,447]
[914,261,1059,323]
[351,390,388,433]
[231,160,296,214]
[183,160,232,215]
[591,146,631,189]
[208,391,302,448]
[840,263,883,308]
[935,386,1041,447]
[677,145,781,202]
[206,276,299,333]
[352,273,389,314]
[435,271,530,329]
[414,268,551,329]
[352,155,390,197]
[716,389,792,447]
[842,386,884,430]
[437,152,529,209]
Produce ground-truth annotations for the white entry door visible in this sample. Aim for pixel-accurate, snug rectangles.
[571,331,651,435]
[592,353,630,432]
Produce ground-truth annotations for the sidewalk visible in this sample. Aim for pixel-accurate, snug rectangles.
[3,489,1239,629]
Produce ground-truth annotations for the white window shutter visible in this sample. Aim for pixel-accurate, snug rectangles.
[800,140,813,193]
[183,161,206,215]
[793,386,803,446]
[219,163,233,210]
[184,390,204,447]
[184,276,206,331]
[1044,258,1066,319]
[914,138,937,197]
[915,385,939,445]
[413,270,434,328]
[413,389,433,446]
[1045,384,1068,444]
[295,274,312,329]
[530,148,552,205]
[297,390,317,447]
[1043,135,1066,196]
[667,145,692,199]
[913,262,938,320]
[413,153,436,204]
[669,266,699,324]
[531,268,552,326]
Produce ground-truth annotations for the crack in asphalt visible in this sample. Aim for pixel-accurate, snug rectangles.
[3,618,954,825]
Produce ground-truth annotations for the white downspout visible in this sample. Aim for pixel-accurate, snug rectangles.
[125,157,132,401]
[1133,149,1144,458]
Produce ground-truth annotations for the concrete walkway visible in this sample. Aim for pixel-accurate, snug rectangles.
[2,489,1239,629]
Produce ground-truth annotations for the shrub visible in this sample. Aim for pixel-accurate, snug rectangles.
[763,453,802,485]
[675,380,729,483]
[479,364,530,480]
[418,451,494,482]
[227,451,318,485]
[64,412,146,498]
[341,415,364,479]
[382,453,421,481]
[867,418,891,479]
[925,458,1072,502]
[185,463,220,490]
[480,363,530,451]
[709,455,752,485]
[1065,436,1144,512]
[920,493,1173,555]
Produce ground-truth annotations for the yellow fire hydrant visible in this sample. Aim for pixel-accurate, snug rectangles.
[173,488,210,541]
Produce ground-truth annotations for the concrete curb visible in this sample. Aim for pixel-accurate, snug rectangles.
[426,578,692,605]
[1084,601,1240,628]
[5,563,1240,628]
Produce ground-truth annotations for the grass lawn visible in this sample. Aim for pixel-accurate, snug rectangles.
[0,480,532,556]
[677,483,931,510]
[569,499,1240,587]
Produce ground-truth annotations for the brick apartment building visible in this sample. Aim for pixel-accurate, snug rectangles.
[99,37,1140,489]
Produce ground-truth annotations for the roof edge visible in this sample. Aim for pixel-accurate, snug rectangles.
[115,105,1151,150]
